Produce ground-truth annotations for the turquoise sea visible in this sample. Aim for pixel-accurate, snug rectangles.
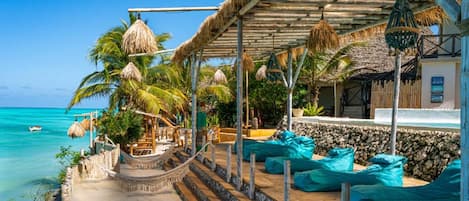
[0,108,98,200]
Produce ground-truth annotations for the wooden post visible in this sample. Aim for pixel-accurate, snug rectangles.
[341,183,351,201]
[89,113,93,151]
[211,143,216,171]
[227,144,232,182]
[236,17,244,191]
[249,153,256,199]
[460,1,469,200]
[152,117,156,153]
[184,131,188,151]
[390,50,401,155]
[284,160,290,201]
[286,49,293,131]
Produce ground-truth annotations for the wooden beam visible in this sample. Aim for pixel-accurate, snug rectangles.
[128,6,219,12]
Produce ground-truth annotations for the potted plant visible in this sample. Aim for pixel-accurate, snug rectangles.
[292,89,308,117]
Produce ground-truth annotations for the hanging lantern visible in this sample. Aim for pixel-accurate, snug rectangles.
[213,69,228,84]
[306,7,339,53]
[384,0,420,51]
[266,53,284,83]
[120,62,143,82]
[242,51,255,72]
[122,14,158,55]
[68,121,85,138]
[256,65,267,80]
[80,118,90,131]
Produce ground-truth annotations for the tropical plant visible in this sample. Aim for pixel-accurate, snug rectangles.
[303,103,325,116]
[301,42,367,107]
[67,14,186,116]
[97,110,144,147]
[55,146,87,183]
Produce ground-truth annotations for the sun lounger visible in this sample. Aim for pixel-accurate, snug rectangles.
[293,154,407,192]
[264,147,354,174]
[350,159,460,201]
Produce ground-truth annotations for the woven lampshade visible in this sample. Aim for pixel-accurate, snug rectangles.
[306,10,339,53]
[122,17,158,55]
[68,121,85,138]
[266,53,283,82]
[213,69,228,84]
[385,0,420,51]
[80,118,90,131]
[120,62,143,82]
[256,65,267,80]
[242,52,255,72]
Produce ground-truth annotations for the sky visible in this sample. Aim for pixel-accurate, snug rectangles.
[0,0,223,108]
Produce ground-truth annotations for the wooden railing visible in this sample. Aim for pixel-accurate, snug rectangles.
[418,34,461,58]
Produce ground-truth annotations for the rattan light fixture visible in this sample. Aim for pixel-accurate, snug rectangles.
[306,7,339,53]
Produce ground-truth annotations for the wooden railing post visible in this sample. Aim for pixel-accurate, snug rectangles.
[284,160,290,201]
[341,183,351,201]
[249,153,256,199]
[227,144,232,182]
[184,132,188,152]
[211,143,216,171]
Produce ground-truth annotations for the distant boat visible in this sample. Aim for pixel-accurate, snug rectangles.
[29,126,42,132]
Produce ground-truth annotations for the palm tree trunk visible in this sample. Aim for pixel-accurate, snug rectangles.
[312,85,321,107]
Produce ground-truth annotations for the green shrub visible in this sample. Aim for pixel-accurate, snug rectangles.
[97,110,144,146]
[303,103,324,116]
[55,146,86,183]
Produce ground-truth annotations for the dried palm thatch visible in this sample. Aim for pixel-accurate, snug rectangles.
[306,18,340,53]
[242,52,255,72]
[122,19,158,55]
[276,53,287,68]
[414,7,448,26]
[80,118,90,131]
[256,65,267,80]
[213,69,228,84]
[121,62,143,82]
[68,121,85,138]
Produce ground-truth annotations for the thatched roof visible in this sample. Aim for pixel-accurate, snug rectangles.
[68,122,85,138]
[172,0,446,62]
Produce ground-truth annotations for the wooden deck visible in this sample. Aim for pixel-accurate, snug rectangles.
[203,143,428,201]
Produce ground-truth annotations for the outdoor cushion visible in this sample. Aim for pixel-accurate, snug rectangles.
[293,154,407,192]
[350,159,461,201]
[264,147,354,174]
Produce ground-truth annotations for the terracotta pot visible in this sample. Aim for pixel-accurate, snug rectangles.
[292,108,304,117]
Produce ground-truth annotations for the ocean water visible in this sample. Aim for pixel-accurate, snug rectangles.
[0,108,97,200]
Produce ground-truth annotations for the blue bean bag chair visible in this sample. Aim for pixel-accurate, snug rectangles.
[234,130,315,162]
[264,147,355,174]
[350,159,461,201]
[294,154,407,192]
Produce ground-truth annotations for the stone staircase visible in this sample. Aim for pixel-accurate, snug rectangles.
[166,148,251,201]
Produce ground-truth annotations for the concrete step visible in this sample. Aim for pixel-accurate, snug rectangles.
[163,161,198,201]
[176,151,251,201]
[170,157,221,201]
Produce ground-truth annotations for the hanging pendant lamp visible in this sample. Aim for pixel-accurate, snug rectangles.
[120,62,143,82]
[256,65,267,80]
[68,119,85,138]
[306,7,339,53]
[266,52,284,83]
[385,0,420,51]
[122,13,158,55]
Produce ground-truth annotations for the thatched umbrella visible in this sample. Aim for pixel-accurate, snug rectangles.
[256,65,267,80]
[80,118,90,131]
[214,69,227,84]
[306,8,339,52]
[68,121,85,138]
[121,62,143,82]
[122,15,158,55]
[242,51,255,72]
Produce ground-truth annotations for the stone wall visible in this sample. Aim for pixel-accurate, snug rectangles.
[61,145,120,201]
[278,119,460,181]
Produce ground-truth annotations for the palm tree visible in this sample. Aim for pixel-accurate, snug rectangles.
[68,14,186,115]
[301,42,367,107]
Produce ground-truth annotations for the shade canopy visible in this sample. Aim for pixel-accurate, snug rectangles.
[172,0,445,62]
[68,121,86,138]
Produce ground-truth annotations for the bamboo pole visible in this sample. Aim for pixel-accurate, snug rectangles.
[236,17,244,191]
[390,50,401,155]
[191,53,198,156]
[286,49,293,131]
[246,70,249,127]
[284,160,290,201]
[128,7,219,13]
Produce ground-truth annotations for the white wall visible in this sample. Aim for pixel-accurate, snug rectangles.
[421,61,458,109]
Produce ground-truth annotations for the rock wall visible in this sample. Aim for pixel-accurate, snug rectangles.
[61,145,120,201]
[278,119,460,181]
